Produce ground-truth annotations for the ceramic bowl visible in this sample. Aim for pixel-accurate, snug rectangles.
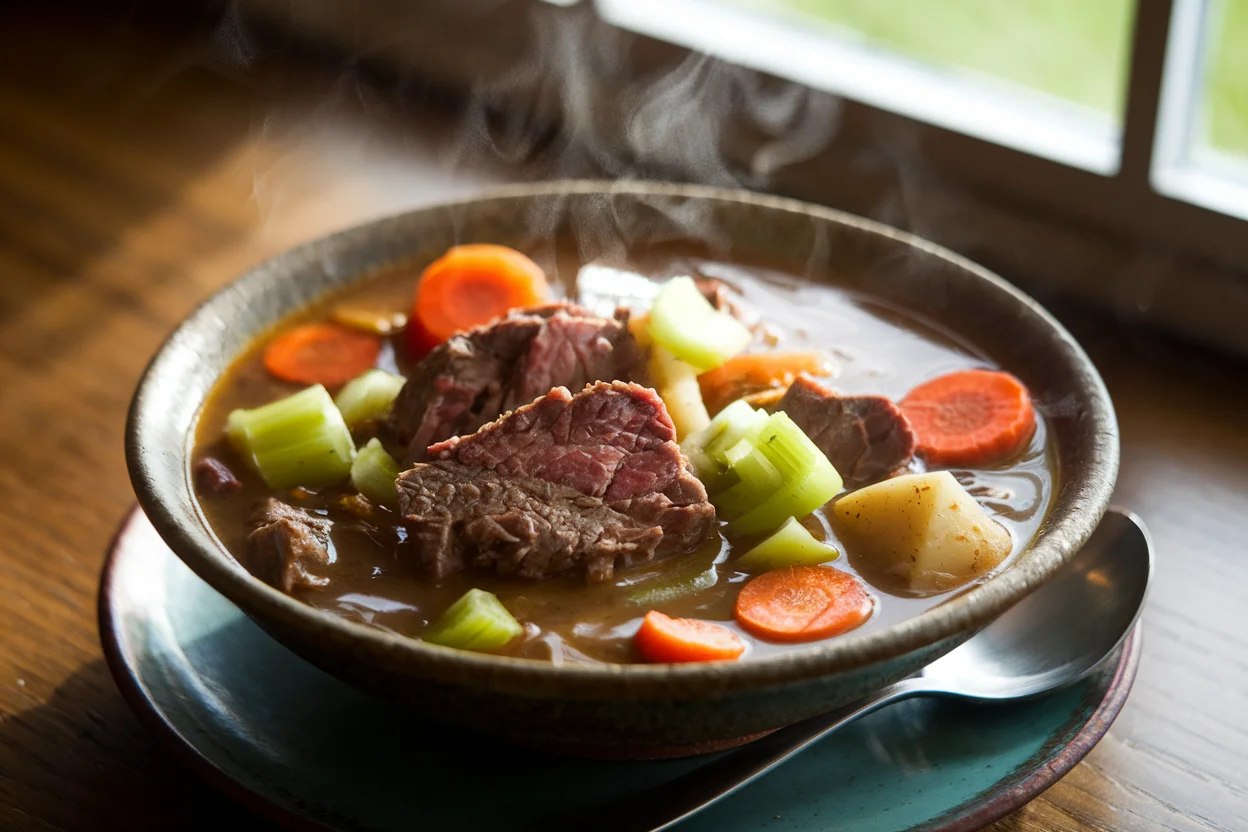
[125,181,1118,758]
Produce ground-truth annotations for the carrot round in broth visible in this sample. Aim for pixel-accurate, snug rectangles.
[413,244,549,346]
[263,323,382,387]
[634,611,746,663]
[734,566,873,643]
[900,369,1036,467]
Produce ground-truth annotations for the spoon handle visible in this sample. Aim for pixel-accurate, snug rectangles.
[559,679,929,832]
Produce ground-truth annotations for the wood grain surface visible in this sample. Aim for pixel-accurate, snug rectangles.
[1,9,1245,831]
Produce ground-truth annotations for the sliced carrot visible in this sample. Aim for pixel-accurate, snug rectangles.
[263,323,381,387]
[899,369,1036,467]
[734,566,873,643]
[413,244,549,346]
[634,610,746,663]
[697,352,832,415]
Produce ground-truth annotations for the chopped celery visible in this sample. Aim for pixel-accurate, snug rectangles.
[627,565,719,606]
[350,438,401,508]
[711,439,785,521]
[682,398,755,486]
[736,517,840,572]
[648,276,751,372]
[225,385,355,490]
[728,457,843,537]
[649,343,710,440]
[334,369,406,429]
[704,406,769,465]
[753,411,826,481]
[684,399,756,453]
[424,589,523,652]
[684,443,719,487]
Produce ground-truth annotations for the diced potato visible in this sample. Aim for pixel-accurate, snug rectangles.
[830,471,1012,595]
[649,343,710,440]
[628,311,653,348]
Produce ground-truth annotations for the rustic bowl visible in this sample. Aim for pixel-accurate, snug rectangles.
[125,181,1118,758]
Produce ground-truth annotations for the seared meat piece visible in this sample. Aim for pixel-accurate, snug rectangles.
[245,498,334,592]
[502,308,638,411]
[778,377,917,485]
[194,456,241,495]
[397,463,662,582]
[693,276,748,321]
[388,303,639,462]
[400,381,716,582]
[387,313,543,462]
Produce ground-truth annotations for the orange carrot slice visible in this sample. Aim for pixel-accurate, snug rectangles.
[634,611,746,663]
[413,244,549,347]
[899,369,1036,467]
[734,566,873,643]
[697,351,832,415]
[263,323,381,387]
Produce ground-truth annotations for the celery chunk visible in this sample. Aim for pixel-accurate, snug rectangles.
[648,276,751,372]
[424,589,524,652]
[225,385,355,490]
[350,438,401,508]
[334,368,406,429]
[736,516,840,571]
[728,458,843,537]
[712,439,785,521]
[754,411,826,481]
[705,406,770,465]
[682,398,757,485]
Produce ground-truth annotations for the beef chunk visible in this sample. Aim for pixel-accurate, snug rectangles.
[244,498,334,592]
[388,303,639,463]
[778,377,917,485]
[397,462,662,582]
[194,456,241,495]
[401,381,717,582]
[695,275,752,322]
[502,308,638,411]
[387,313,543,462]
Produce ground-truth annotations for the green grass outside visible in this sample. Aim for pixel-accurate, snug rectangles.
[726,0,1248,157]
[1206,0,1248,155]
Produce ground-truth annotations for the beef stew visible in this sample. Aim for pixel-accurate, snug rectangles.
[193,243,1054,665]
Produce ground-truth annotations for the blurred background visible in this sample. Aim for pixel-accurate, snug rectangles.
[3,1,1247,830]
[7,0,1248,353]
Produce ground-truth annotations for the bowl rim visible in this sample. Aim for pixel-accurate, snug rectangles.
[126,179,1119,697]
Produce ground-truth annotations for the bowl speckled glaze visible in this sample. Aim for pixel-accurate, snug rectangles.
[125,181,1118,758]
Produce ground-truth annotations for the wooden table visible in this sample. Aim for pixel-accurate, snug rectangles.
[1,10,1245,831]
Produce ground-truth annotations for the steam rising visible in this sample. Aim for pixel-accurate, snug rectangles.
[203,1,842,260]
[449,7,840,186]
[445,5,841,266]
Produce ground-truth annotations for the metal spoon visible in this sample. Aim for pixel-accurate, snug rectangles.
[581,508,1152,832]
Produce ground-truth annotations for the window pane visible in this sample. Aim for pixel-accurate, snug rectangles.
[597,0,1136,172]
[1202,0,1248,157]
[718,0,1135,121]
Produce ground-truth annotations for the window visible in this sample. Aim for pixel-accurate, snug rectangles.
[596,0,1136,171]
[1153,0,1248,220]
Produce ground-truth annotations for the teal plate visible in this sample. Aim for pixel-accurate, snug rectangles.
[99,509,1140,832]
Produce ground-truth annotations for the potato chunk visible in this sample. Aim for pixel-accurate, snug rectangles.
[649,343,711,441]
[830,471,1012,595]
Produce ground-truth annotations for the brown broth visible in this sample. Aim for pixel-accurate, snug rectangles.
[193,247,1056,665]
